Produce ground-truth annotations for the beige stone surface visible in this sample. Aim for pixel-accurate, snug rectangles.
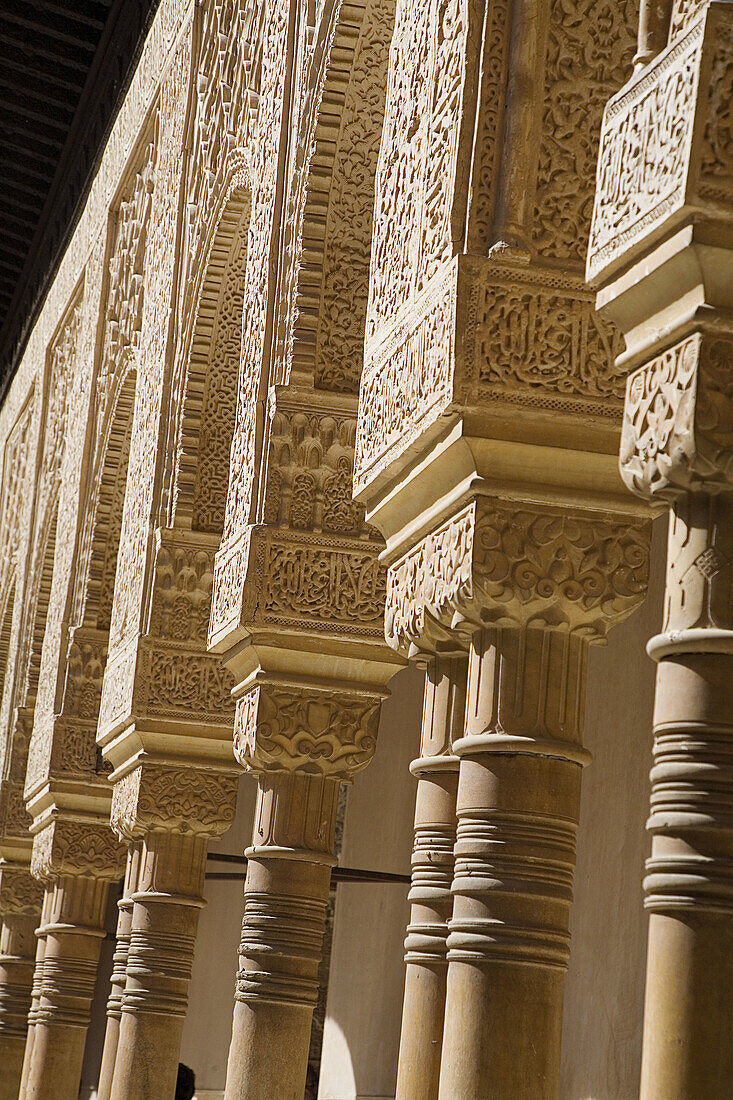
[0,0,727,1093]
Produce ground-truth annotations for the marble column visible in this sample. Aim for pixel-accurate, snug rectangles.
[0,863,43,1100]
[223,680,384,1100]
[0,915,38,1100]
[24,874,111,1100]
[97,843,141,1100]
[18,889,51,1100]
[108,763,238,1100]
[587,5,733,1090]
[438,626,589,1100]
[224,771,338,1100]
[395,654,465,1100]
[638,492,733,1098]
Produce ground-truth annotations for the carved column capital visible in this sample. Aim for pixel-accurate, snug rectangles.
[110,760,239,842]
[30,820,124,884]
[386,498,651,653]
[620,332,733,503]
[233,678,383,780]
[0,863,43,917]
[0,781,32,846]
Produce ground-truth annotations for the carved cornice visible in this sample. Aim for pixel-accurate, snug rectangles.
[234,679,383,779]
[386,499,651,653]
[110,761,239,841]
[621,332,733,502]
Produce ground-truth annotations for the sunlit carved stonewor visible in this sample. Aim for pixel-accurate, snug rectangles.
[354,0,653,1094]
[0,0,728,1097]
[590,4,733,1097]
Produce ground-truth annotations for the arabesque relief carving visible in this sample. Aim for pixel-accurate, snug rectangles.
[620,333,733,500]
[386,500,651,652]
[110,762,238,840]
[234,682,382,779]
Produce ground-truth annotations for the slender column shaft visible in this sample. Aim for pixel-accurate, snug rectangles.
[634,0,673,67]
[224,771,339,1100]
[640,494,733,1099]
[490,0,549,259]
[18,890,51,1100]
[109,831,207,1100]
[0,914,37,1100]
[396,655,465,1100]
[97,843,141,1100]
[438,626,588,1100]
[24,875,109,1100]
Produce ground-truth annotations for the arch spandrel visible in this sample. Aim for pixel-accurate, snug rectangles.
[100,187,253,773]
[210,0,400,668]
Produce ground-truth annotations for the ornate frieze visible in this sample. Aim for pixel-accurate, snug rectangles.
[588,5,733,282]
[534,0,638,263]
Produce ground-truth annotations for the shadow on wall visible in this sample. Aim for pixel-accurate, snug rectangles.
[317,664,423,1100]
[560,515,667,1100]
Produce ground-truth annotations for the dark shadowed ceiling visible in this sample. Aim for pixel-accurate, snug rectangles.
[0,0,161,402]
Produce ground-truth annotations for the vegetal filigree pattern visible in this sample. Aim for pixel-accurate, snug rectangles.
[387,500,651,651]
[534,0,637,262]
[0,864,43,916]
[30,820,124,882]
[234,682,382,778]
[110,763,239,840]
[620,333,733,501]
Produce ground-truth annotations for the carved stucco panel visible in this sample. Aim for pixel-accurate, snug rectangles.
[212,0,293,642]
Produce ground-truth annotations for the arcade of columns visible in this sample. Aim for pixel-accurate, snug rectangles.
[0,0,731,1096]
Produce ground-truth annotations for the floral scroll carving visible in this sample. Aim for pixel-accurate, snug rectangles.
[534,0,637,263]
[620,333,733,501]
[0,864,43,916]
[30,820,124,883]
[234,683,383,779]
[386,500,651,652]
[110,763,239,840]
